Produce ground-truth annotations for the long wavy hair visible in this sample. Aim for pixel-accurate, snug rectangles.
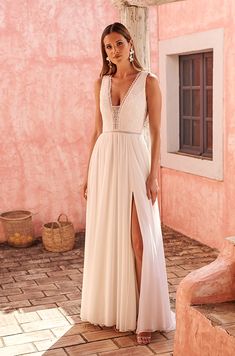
[100,22,143,77]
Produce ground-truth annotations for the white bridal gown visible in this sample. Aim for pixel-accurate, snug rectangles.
[80,70,176,333]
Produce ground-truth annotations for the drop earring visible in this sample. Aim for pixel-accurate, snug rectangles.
[106,56,112,68]
[129,48,134,62]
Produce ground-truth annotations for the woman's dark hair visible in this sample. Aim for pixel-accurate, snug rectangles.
[100,22,143,77]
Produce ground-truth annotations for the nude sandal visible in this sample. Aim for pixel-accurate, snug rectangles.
[137,333,151,345]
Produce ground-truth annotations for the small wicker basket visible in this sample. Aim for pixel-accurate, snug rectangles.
[0,210,35,248]
[42,214,75,252]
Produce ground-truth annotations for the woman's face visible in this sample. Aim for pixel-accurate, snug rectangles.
[103,32,131,65]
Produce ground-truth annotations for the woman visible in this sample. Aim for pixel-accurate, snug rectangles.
[80,22,175,345]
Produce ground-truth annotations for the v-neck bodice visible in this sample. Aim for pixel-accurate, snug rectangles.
[100,71,149,134]
[109,71,142,107]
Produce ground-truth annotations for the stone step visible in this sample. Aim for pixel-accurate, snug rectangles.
[193,301,235,334]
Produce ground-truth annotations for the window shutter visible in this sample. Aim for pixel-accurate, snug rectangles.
[179,51,213,158]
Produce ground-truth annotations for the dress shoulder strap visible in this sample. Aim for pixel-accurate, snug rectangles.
[100,74,109,94]
[102,74,110,82]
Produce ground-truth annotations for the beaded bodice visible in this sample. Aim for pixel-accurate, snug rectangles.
[112,106,120,130]
[100,71,149,134]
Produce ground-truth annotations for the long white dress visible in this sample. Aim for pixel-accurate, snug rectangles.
[80,70,176,333]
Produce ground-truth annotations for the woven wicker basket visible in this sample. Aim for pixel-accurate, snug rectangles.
[42,214,75,252]
[0,210,35,248]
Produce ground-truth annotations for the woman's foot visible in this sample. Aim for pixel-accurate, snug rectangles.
[136,332,151,345]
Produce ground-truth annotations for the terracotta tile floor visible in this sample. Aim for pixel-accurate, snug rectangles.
[0,226,219,356]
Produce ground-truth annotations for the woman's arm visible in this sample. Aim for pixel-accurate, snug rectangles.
[145,73,162,205]
[83,78,103,199]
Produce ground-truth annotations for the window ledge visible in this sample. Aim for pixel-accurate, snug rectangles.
[174,151,213,161]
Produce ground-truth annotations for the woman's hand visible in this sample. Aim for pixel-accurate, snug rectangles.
[83,180,88,200]
[146,174,159,205]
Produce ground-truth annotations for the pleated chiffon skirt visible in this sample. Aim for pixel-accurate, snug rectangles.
[80,131,176,333]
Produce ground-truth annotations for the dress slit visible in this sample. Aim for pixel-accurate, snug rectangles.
[131,189,153,331]
[130,192,143,310]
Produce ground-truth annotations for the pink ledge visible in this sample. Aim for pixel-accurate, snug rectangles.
[174,239,235,356]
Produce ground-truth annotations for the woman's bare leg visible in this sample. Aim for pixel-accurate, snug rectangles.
[131,195,151,344]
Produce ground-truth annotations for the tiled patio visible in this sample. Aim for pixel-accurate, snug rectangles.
[0,226,219,356]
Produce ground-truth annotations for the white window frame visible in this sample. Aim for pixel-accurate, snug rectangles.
[159,28,224,180]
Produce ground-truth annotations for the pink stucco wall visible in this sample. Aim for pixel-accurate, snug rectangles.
[0,0,118,241]
[158,0,235,250]
[1,0,233,251]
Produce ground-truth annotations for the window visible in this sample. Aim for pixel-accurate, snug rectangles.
[159,28,223,180]
[179,52,213,158]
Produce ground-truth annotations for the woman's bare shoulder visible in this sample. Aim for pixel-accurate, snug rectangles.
[146,73,160,98]
[146,72,159,86]
[94,77,102,88]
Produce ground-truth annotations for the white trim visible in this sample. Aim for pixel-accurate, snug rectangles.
[159,28,224,180]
